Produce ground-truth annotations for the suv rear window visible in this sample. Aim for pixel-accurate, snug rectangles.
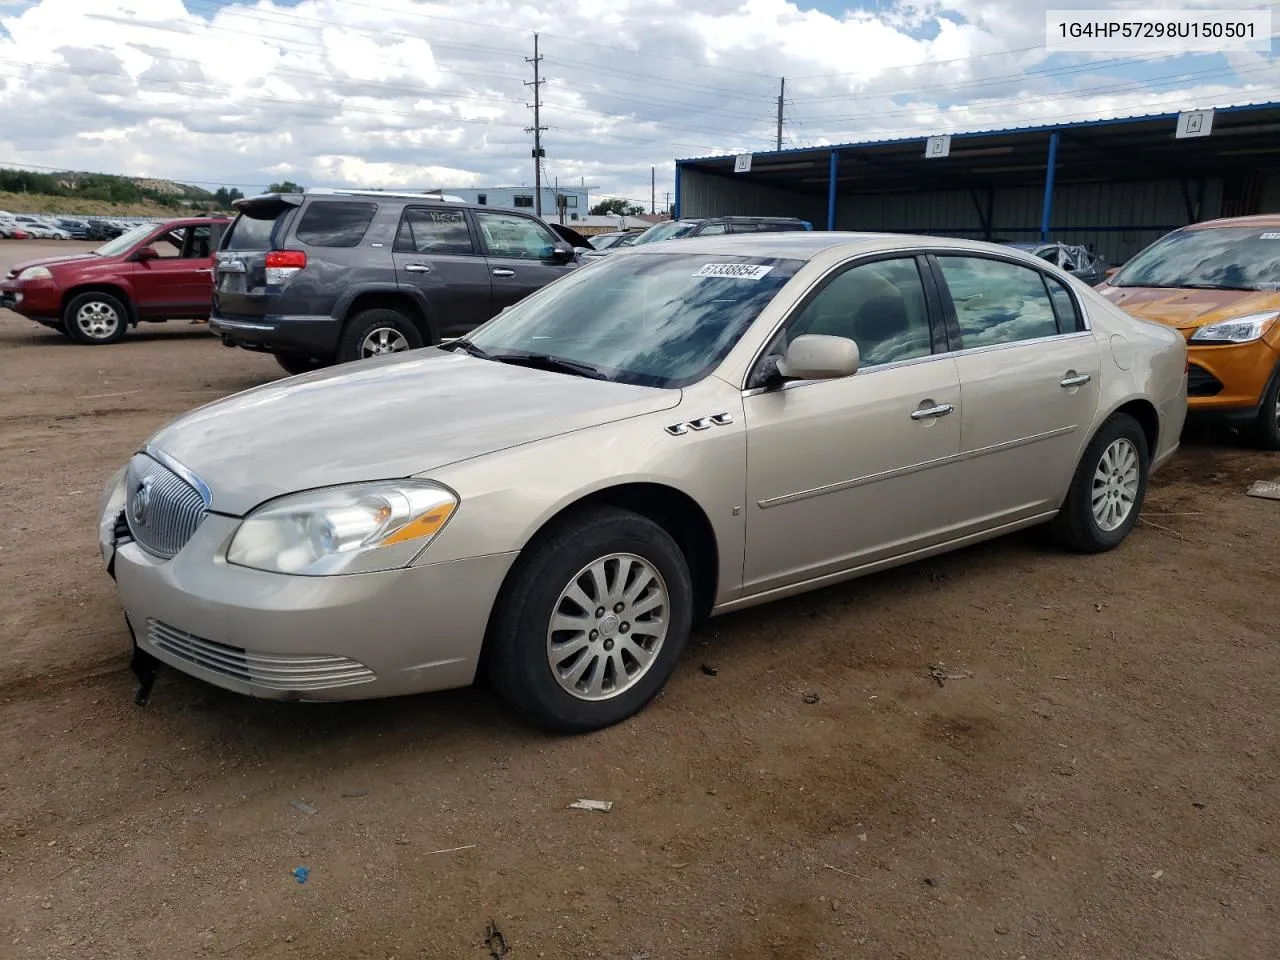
[223,212,279,251]
[295,201,377,248]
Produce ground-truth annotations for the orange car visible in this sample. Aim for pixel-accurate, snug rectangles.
[1095,215,1280,448]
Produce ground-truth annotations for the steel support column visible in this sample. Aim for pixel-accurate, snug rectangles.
[672,162,682,220]
[1039,131,1060,242]
[827,150,839,231]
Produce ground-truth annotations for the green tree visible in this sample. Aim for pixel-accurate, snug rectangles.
[267,180,304,194]
[590,197,645,217]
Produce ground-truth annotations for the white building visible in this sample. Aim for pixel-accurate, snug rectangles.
[439,186,591,221]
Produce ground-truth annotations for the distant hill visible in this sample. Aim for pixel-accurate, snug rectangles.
[0,167,222,213]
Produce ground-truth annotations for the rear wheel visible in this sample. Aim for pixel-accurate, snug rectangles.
[1247,368,1280,450]
[1051,412,1149,553]
[337,309,423,364]
[64,291,129,345]
[484,507,694,733]
[274,352,327,376]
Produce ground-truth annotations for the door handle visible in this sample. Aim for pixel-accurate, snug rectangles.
[1060,372,1092,388]
[404,263,432,274]
[492,268,516,278]
[910,403,954,421]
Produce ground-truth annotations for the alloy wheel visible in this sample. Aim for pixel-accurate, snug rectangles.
[360,327,411,357]
[75,301,121,341]
[1091,437,1140,532]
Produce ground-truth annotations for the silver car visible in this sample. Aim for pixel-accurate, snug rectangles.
[99,233,1188,732]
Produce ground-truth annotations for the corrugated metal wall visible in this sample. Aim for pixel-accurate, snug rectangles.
[679,165,1279,265]
[678,169,827,225]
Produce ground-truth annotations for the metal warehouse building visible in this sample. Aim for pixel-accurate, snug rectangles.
[673,101,1280,264]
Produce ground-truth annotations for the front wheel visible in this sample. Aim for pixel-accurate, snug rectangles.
[337,309,423,364]
[484,507,694,733]
[64,291,129,345]
[1051,412,1149,552]
[1247,367,1280,450]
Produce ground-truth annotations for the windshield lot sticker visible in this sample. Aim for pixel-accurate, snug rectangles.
[695,263,774,280]
[1259,233,1280,240]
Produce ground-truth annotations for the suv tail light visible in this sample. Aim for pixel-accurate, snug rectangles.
[265,250,306,285]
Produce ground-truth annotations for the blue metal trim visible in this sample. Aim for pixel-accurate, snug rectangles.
[826,150,838,231]
[672,161,682,220]
[673,100,1280,164]
[1040,132,1060,242]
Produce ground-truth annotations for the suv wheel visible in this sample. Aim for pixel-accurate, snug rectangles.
[1248,365,1280,450]
[274,352,326,376]
[338,309,423,363]
[64,291,129,345]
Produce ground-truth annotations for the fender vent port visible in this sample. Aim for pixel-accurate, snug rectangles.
[1186,364,1224,397]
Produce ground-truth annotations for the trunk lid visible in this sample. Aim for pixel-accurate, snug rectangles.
[212,193,301,320]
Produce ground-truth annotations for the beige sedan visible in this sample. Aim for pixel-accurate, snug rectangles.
[99,233,1188,732]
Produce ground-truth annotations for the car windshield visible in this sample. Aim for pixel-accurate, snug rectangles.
[93,223,156,257]
[1112,226,1280,291]
[463,252,804,388]
[589,234,622,250]
[629,221,697,245]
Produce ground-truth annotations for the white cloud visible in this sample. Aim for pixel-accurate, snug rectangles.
[0,0,1274,207]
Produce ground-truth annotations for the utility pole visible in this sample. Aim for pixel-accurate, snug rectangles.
[524,33,547,217]
[663,192,671,217]
[650,166,656,214]
[776,77,785,151]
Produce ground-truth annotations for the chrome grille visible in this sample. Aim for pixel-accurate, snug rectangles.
[125,453,208,558]
[147,620,376,692]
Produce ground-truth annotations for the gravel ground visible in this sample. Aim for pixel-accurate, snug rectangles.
[1,239,1277,960]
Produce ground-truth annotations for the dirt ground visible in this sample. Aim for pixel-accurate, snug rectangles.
[1,239,1277,960]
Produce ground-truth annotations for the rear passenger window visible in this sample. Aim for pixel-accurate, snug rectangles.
[698,223,728,236]
[936,256,1059,348]
[1044,274,1083,333]
[396,207,474,255]
[295,201,376,248]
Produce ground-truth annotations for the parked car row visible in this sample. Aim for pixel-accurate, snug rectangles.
[0,210,163,242]
[2,197,1276,448]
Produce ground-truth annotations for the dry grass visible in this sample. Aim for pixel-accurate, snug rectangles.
[0,191,216,217]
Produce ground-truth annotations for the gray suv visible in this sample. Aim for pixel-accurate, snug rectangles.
[210,189,580,374]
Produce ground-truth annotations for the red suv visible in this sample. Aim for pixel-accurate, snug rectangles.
[0,215,228,344]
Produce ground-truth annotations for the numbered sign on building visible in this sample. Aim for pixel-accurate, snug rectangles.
[733,153,753,174]
[924,135,951,159]
[1175,109,1214,139]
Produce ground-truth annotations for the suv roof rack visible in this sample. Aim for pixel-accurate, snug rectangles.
[305,186,467,203]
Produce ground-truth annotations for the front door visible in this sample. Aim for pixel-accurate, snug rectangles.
[473,210,577,314]
[742,255,967,596]
[129,225,216,318]
[934,254,1103,525]
[393,205,493,340]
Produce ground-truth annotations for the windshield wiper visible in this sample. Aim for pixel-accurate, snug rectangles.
[1180,283,1258,291]
[489,351,610,381]
[442,339,493,360]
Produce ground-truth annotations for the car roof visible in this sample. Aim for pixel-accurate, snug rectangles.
[623,230,1048,261]
[1184,213,1280,230]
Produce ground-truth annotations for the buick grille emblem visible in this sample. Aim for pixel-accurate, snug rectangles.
[131,478,152,526]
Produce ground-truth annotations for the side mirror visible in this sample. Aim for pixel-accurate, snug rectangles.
[547,240,576,264]
[777,334,860,381]
[134,246,159,262]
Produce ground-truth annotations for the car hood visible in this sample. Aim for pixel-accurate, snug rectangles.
[145,348,682,516]
[1097,285,1280,334]
[5,252,100,277]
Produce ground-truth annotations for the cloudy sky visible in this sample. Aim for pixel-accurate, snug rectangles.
[0,0,1276,207]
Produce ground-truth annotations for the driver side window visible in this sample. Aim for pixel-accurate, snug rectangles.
[475,211,557,260]
[781,257,934,367]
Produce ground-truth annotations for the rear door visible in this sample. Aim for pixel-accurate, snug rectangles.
[473,210,577,313]
[393,205,492,339]
[935,254,1102,524]
[213,195,300,321]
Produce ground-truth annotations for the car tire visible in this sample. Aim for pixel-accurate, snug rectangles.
[484,506,694,733]
[274,352,327,376]
[337,309,423,364]
[64,291,129,345]
[1051,412,1149,553]
[1246,366,1280,450]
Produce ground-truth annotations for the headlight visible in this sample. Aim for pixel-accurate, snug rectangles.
[1189,312,1279,344]
[98,465,128,561]
[17,266,51,281]
[226,481,458,576]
